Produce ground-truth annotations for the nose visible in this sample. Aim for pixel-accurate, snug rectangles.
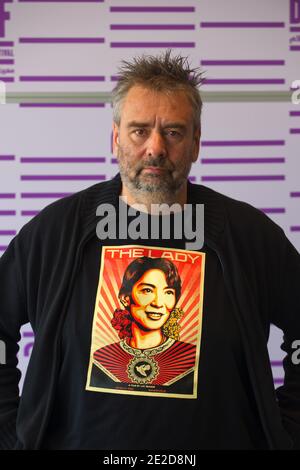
[150,290,164,309]
[146,130,167,159]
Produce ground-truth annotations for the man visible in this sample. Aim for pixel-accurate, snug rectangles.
[0,51,300,450]
[112,54,200,210]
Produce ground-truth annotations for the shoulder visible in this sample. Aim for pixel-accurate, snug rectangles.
[189,181,285,243]
[19,178,113,235]
[4,177,120,288]
[15,175,121,251]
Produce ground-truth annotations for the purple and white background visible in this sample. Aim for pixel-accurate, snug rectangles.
[0,0,299,391]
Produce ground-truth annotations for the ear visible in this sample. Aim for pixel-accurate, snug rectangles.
[112,122,120,156]
[192,128,201,163]
[119,295,130,308]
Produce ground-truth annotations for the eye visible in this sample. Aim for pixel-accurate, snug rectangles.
[165,130,182,138]
[165,290,175,296]
[141,288,152,294]
[133,128,147,137]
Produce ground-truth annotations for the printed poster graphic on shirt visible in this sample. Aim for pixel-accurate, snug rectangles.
[86,245,205,399]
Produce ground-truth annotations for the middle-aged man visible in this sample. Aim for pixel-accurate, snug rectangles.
[0,51,300,450]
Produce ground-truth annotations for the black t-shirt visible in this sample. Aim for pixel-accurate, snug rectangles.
[41,203,267,450]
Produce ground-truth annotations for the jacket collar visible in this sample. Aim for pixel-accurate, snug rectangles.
[81,172,225,247]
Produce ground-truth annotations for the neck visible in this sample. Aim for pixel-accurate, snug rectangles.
[129,323,166,349]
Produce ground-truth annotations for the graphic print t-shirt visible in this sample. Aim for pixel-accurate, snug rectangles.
[86,244,204,399]
[42,205,268,450]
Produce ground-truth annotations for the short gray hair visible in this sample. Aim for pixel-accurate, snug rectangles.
[112,50,204,132]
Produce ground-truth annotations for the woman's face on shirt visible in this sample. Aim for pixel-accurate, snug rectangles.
[129,269,176,331]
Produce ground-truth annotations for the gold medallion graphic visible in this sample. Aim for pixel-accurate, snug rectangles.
[127,356,159,384]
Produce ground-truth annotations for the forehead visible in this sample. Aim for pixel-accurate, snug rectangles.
[120,85,193,123]
[134,268,168,286]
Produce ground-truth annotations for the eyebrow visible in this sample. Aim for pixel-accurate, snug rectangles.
[137,282,174,290]
[126,121,187,130]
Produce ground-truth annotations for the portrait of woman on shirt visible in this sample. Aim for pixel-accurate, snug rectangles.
[90,256,196,392]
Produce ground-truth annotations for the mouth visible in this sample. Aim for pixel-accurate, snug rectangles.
[142,167,167,174]
[145,312,164,321]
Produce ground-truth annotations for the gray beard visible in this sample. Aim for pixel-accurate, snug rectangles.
[117,150,191,205]
[119,169,186,205]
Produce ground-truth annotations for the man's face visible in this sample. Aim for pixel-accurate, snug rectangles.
[129,269,176,331]
[113,85,200,204]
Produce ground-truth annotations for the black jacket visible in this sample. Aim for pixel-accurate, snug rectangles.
[0,173,299,449]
